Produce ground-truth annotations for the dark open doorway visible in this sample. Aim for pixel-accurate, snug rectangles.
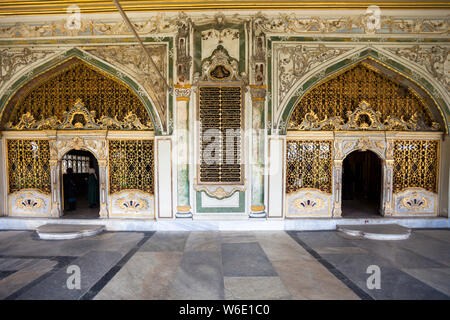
[342,150,382,218]
[61,149,100,219]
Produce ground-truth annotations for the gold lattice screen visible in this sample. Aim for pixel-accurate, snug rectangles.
[7,139,51,194]
[108,140,154,194]
[3,58,152,129]
[198,86,243,184]
[288,63,436,130]
[286,140,333,194]
[393,140,439,194]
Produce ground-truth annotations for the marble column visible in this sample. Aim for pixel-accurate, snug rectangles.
[175,84,192,218]
[0,133,5,216]
[332,160,343,217]
[48,137,61,217]
[382,140,395,216]
[98,159,109,218]
[249,85,267,218]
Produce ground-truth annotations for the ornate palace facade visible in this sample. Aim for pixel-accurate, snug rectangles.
[0,2,448,228]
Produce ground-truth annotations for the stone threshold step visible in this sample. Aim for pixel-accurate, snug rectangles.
[337,223,411,240]
[36,223,105,240]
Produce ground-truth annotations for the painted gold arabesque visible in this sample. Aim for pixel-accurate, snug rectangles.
[393,140,439,194]
[3,58,153,131]
[108,140,154,195]
[288,63,439,131]
[286,140,333,194]
[7,139,51,194]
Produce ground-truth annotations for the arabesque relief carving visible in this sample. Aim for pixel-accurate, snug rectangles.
[6,99,153,131]
[253,13,449,35]
[1,12,447,39]
[384,45,450,92]
[276,44,352,103]
[291,101,440,131]
[0,48,57,83]
[84,45,168,125]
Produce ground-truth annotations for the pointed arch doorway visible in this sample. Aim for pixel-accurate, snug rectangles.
[61,149,100,219]
[342,150,382,218]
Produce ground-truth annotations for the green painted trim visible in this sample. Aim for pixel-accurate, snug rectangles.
[196,190,245,213]
[0,36,175,46]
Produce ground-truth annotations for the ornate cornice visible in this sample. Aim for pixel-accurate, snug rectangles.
[1,12,448,39]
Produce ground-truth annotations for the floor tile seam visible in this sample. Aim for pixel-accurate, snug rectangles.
[80,231,155,300]
[286,231,374,300]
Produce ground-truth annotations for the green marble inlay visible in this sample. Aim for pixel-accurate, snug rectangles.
[196,191,245,213]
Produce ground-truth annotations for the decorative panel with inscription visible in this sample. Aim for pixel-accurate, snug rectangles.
[198,86,243,184]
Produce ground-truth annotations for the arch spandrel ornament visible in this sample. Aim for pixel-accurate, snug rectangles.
[279,50,448,134]
[0,50,160,133]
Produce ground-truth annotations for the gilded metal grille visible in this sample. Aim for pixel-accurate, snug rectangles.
[199,86,243,184]
[108,140,154,194]
[7,139,51,194]
[5,58,152,128]
[286,140,333,194]
[393,140,439,194]
[289,63,435,129]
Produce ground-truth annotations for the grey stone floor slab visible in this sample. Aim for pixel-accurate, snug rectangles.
[184,231,221,252]
[415,229,450,244]
[222,242,278,277]
[169,251,224,299]
[353,239,446,269]
[16,250,122,300]
[394,233,450,266]
[0,259,57,299]
[94,251,183,300]
[295,231,359,248]
[402,267,450,296]
[321,252,449,299]
[0,232,143,257]
[0,230,449,300]
[224,277,291,300]
[139,231,189,252]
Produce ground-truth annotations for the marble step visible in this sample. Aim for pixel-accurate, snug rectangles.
[36,223,105,240]
[337,223,411,240]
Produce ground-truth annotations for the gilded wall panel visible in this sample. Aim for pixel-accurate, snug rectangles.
[108,140,155,195]
[7,139,51,194]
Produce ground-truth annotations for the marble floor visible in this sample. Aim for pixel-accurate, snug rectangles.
[0,229,448,300]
